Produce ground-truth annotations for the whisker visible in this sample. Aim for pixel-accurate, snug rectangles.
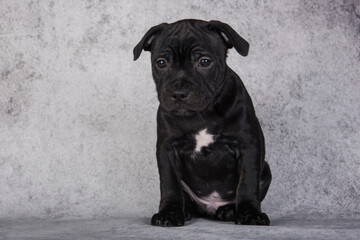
[132,75,153,81]
[133,77,153,81]
[145,96,159,105]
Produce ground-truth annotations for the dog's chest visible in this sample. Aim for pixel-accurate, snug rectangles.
[179,128,238,216]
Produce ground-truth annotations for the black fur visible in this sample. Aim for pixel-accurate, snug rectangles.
[134,19,271,227]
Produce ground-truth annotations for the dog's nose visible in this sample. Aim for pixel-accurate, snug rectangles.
[172,89,189,101]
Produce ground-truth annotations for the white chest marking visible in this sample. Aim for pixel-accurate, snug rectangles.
[194,129,214,152]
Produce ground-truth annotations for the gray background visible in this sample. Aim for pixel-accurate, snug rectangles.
[0,0,359,220]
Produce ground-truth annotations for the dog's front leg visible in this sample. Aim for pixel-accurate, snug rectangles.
[235,134,270,226]
[151,140,186,227]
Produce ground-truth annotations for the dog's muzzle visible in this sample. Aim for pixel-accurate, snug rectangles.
[160,87,209,116]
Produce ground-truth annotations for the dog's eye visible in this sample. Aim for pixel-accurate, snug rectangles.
[199,58,212,68]
[156,59,168,69]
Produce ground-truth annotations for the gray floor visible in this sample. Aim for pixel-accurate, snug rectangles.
[1,216,359,240]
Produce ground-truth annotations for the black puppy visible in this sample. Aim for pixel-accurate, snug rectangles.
[133,19,271,227]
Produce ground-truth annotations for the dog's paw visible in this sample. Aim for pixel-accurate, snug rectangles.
[235,211,270,226]
[215,204,235,221]
[151,211,185,227]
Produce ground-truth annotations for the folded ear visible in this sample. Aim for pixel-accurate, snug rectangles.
[208,20,249,56]
[133,23,167,61]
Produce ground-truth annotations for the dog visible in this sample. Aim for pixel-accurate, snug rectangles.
[133,19,271,227]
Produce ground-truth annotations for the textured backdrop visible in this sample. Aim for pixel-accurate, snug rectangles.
[0,0,359,219]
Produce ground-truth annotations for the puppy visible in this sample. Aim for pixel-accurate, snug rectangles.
[134,19,271,226]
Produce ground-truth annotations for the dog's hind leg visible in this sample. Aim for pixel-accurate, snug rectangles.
[259,161,272,202]
[217,161,271,223]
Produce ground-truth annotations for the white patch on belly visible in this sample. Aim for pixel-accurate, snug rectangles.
[181,181,233,215]
[194,129,214,152]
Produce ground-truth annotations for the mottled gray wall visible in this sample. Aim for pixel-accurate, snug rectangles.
[0,0,359,219]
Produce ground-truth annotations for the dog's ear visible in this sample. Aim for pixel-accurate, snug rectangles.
[208,20,249,56]
[133,23,167,61]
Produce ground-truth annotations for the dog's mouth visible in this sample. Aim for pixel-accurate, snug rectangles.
[159,88,211,116]
[171,109,196,116]
[160,100,209,117]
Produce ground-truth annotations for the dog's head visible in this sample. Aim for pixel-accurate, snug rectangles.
[134,19,249,116]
